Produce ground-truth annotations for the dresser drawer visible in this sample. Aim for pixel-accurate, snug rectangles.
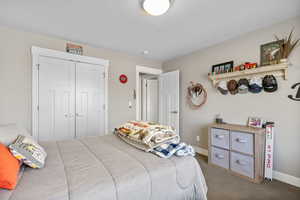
[231,131,254,155]
[211,147,229,169]
[230,152,254,178]
[211,128,229,149]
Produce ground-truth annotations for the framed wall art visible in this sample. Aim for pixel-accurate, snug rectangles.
[66,43,83,55]
[260,40,283,66]
[212,61,234,74]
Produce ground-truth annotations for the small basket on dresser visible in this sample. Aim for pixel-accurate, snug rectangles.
[208,123,265,183]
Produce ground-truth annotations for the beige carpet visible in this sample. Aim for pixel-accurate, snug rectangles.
[196,155,300,200]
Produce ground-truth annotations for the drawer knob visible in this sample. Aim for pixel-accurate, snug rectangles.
[215,154,225,159]
[236,160,247,166]
[215,134,225,139]
[236,138,247,143]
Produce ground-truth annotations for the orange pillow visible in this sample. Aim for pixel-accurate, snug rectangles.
[0,143,20,190]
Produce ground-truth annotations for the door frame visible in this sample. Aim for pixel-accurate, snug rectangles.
[135,65,162,121]
[31,46,109,139]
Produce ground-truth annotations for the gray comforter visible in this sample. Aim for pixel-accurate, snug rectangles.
[0,134,207,200]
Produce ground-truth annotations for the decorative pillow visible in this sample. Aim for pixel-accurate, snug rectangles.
[9,135,47,169]
[0,143,20,190]
[0,124,31,146]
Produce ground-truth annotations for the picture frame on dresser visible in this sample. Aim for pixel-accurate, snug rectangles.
[248,117,264,128]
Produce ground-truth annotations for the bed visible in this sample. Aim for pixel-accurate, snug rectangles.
[0,134,208,200]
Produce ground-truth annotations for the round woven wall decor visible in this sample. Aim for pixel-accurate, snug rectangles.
[187,82,207,109]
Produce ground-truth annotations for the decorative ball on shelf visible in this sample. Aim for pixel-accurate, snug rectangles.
[187,81,207,109]
[119,74,128,84]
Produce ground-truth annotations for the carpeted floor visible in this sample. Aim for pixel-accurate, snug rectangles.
[196,154,300,200]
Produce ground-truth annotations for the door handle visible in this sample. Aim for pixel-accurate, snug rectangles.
[215,154,224,159]
[236,160,247,166]
[170,111,178,114]
[215,134,224,139]
[236,138,247,143]
[76,113,84,117]
[65,114,74,118]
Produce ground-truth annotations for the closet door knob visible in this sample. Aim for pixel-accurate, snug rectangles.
[76,113,84,117]
[65,114,74,118]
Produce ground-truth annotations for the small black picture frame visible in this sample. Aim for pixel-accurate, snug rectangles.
[212,61,234,74]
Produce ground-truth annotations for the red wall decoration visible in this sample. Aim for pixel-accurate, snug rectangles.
[119,74,128,84]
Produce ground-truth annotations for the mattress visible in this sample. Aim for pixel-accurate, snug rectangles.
[0,134,208,200]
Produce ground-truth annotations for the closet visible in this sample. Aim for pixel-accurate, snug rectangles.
[32,47,108,141]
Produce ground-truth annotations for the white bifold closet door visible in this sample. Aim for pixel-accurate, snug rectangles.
[38,56,105,141]
[75,63,105,138]
[38,56,76,141]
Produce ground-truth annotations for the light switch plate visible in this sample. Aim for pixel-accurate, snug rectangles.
[128,101,132,108]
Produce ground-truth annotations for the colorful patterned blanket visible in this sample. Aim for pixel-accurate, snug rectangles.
[115,121,195,158]
[116,121,180,151]
[152,142,195,158]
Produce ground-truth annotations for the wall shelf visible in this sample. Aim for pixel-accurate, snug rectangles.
[208,63,288,86]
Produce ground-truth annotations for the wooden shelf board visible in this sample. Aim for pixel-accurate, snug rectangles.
[208,63,288,86]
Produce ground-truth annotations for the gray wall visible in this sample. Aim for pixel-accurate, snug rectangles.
[0,26,162,132]
[163,16,300,178]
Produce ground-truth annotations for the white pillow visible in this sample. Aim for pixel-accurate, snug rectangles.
[0,124,31,146]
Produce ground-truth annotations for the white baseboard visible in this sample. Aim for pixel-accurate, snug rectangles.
[273,171,300,188]
[193,146,300,188]
[193,146,208,156]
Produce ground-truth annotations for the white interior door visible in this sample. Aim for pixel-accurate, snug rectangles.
[141,78,148,121]
[38,56,75,141]
[141,78,158,122]
[76,63,105,138]
[146,79,158,122]
[159,70,180,134]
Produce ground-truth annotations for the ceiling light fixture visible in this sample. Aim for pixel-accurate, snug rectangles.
[142,0,171,16]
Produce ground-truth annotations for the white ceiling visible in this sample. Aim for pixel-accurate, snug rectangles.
[0,0,299,61]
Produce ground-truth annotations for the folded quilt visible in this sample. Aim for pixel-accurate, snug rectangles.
[116,130,153,152]
[151,142,195,158]
[151,142,185,158]
[116,121,196,158]
[116,121,179,149]
[175,144,196,157]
